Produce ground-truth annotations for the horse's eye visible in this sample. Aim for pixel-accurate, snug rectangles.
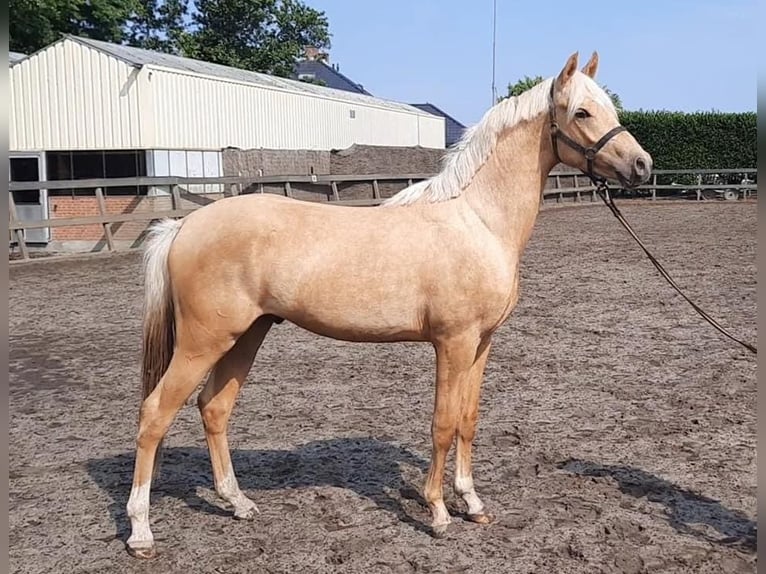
[575,109,591,119]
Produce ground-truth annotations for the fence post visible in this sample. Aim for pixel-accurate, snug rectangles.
[331,181,340,201]
[171,185,181,210]
[95,187,115,251]
[651,174,657,201]
[372,179,380,200]
[574,174,580,202]
[8,192,29,260]
[284,182,292,198]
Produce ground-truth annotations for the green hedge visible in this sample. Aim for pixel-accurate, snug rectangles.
[617,110,756,171]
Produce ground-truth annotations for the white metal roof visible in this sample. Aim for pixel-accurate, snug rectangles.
[58,35,427,116]
[9,52,26,63]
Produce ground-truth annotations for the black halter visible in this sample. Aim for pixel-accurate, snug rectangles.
[548,79,627,185]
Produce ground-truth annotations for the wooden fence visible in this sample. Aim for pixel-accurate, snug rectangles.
[8,168,757,261]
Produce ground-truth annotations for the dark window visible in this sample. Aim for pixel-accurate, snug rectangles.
[72,150,104,180]
[46,152,72,181]
[46,150,148,196]
[10,157,41,204]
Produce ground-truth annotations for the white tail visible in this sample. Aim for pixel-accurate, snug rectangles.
[142,218,182,322]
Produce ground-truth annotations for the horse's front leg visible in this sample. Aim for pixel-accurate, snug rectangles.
[454,337,494,523]
[423,333,482,537]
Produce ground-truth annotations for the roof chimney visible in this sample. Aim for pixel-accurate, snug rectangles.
[303,46,328,62]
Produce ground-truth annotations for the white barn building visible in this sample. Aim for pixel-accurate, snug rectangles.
[11,35,445,151]
[9,35,445,245]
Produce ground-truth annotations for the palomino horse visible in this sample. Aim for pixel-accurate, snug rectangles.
[126,51,652,557]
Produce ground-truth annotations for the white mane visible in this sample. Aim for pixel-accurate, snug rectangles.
[382,72,616,207]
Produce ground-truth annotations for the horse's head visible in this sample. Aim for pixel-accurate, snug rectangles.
[549,52,652,188]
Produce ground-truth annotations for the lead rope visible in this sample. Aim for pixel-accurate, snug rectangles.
[594,181,757,355]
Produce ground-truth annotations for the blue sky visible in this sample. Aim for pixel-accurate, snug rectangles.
[303,0,756,125]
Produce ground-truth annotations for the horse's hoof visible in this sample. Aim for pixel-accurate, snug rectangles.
[126,543,157,559]
[431,523,450,538]
[233,506,259,521]
[467,512,495,525]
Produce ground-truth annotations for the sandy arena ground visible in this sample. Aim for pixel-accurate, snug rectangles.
[9,201,757,574]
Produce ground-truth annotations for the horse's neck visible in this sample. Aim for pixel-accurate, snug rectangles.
[462,116,555,252]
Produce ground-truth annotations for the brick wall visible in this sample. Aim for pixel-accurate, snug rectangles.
[329,144,444,175]
[50,196,141,241]
[223,147,331,177]
[48,192,223,243]
[222,144,446,179]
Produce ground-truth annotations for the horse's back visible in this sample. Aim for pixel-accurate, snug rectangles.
[167,193,516,342]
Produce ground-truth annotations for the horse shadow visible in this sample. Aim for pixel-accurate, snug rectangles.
[86,437,432,543]
[557,458,757,552]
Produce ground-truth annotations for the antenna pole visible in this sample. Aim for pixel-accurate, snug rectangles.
[491,0,498,104]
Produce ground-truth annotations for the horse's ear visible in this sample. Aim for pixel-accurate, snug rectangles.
[557,52,579,87]
[581,51,599,79]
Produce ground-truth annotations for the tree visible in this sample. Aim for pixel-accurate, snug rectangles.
[126,0,190,54]
[11,0,331,81]
[505,75,546,99]
[183,0,331,77]
[10,0,141,54]
[601,85,623,112]
[502,75,624,112]
[9,0,61,53]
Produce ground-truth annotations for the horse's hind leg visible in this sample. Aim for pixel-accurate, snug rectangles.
[454,338,493,524]
[198,316,274,520]
[126,334,231,558]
